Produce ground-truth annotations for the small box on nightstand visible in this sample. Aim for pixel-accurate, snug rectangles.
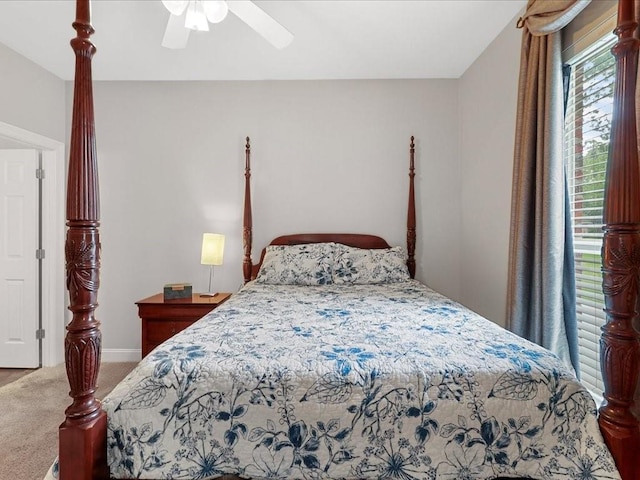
[163,283,192,300]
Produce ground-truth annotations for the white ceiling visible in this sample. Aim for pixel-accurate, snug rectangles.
[0,0,525,81]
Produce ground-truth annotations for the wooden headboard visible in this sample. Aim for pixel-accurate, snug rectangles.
[242,137,417,282]
[250,233,392,280]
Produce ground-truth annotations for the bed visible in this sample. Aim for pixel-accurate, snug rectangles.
[57,1,639,480]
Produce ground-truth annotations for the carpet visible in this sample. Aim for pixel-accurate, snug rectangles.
[0,362,136,480]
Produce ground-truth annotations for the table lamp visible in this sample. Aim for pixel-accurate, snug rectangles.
[200,233,224,297]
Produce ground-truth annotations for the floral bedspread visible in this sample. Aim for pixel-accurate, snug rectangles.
[101,280,619,480]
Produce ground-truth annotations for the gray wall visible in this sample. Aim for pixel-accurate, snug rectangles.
[458,15,521,327]
[0,18,524,356]
[85,80,462,354]
[0,42,65,142]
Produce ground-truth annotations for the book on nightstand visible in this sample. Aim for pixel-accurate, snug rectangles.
[163,283,192,300]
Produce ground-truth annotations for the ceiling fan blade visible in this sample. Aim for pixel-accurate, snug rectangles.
[162,13,191,49]
[227,1,293,49]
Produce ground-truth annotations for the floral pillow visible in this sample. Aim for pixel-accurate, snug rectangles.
[255,243,334,285]
[333,244,410,284]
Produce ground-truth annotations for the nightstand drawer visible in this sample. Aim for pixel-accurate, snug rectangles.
[145,319,195,345]
[136,292,231,358]
[138,304,216,320]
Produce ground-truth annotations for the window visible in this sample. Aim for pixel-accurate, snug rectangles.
[563,34,615,397]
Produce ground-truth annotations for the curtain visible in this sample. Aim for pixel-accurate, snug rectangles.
[507,0,590,374]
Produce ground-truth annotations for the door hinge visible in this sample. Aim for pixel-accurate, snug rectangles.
[36,248,45,260]
[36,167,45,179]
[36,329,45,340]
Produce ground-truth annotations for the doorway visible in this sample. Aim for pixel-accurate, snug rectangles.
[0,148,39,367]
[0,121,65,368]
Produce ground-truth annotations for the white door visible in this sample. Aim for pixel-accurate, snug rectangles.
[0,149,39,368]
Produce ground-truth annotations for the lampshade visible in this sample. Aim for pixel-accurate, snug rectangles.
[185,0,209,31]
[161,0,188,16]
[162,0,230,33]
[202,0,229,23]
[201,233,225,266]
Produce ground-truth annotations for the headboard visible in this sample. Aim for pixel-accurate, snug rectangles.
[250,233,392,280]
[242,137,417,282]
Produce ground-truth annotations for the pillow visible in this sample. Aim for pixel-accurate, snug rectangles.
[333,244,410,284]
[255,243,334,285]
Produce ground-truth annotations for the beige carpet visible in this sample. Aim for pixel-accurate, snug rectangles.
[0,362,136,480]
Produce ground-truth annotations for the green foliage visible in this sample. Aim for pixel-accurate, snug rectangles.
[568,44,615,237]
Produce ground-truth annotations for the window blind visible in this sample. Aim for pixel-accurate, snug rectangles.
[563,35,615,397]
[561,0,616,63]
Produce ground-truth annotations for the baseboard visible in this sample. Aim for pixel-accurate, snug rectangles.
[102,348,141,363]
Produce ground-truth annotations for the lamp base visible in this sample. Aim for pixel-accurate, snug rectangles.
[199,292,218,298]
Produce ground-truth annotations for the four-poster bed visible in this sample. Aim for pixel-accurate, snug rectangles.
[57,0,639,479]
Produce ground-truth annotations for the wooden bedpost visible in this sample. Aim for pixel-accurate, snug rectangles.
[243,136,253,283]
[598,1,640,478]
[58,1,108,479]
[407,136,416,279]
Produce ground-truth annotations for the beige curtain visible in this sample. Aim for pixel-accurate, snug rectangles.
[518,0,590,35]
[507,0,590,373]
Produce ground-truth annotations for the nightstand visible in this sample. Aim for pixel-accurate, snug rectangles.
[136,292,231,357]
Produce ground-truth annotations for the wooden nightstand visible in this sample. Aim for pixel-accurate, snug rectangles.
[136,292,231,357]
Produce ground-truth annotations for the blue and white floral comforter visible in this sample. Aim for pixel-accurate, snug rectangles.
[103,280,620,480]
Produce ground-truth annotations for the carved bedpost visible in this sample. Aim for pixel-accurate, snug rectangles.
[407,136,416,279]
[58,1,108,479]
[598,1,640,478]
[243,137,253,283]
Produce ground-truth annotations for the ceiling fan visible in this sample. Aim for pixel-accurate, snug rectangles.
[161,0,294,50]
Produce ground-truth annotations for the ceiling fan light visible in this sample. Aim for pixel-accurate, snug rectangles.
[185,1,209,31]
[161,0,188,16]
[202,1,229,24]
